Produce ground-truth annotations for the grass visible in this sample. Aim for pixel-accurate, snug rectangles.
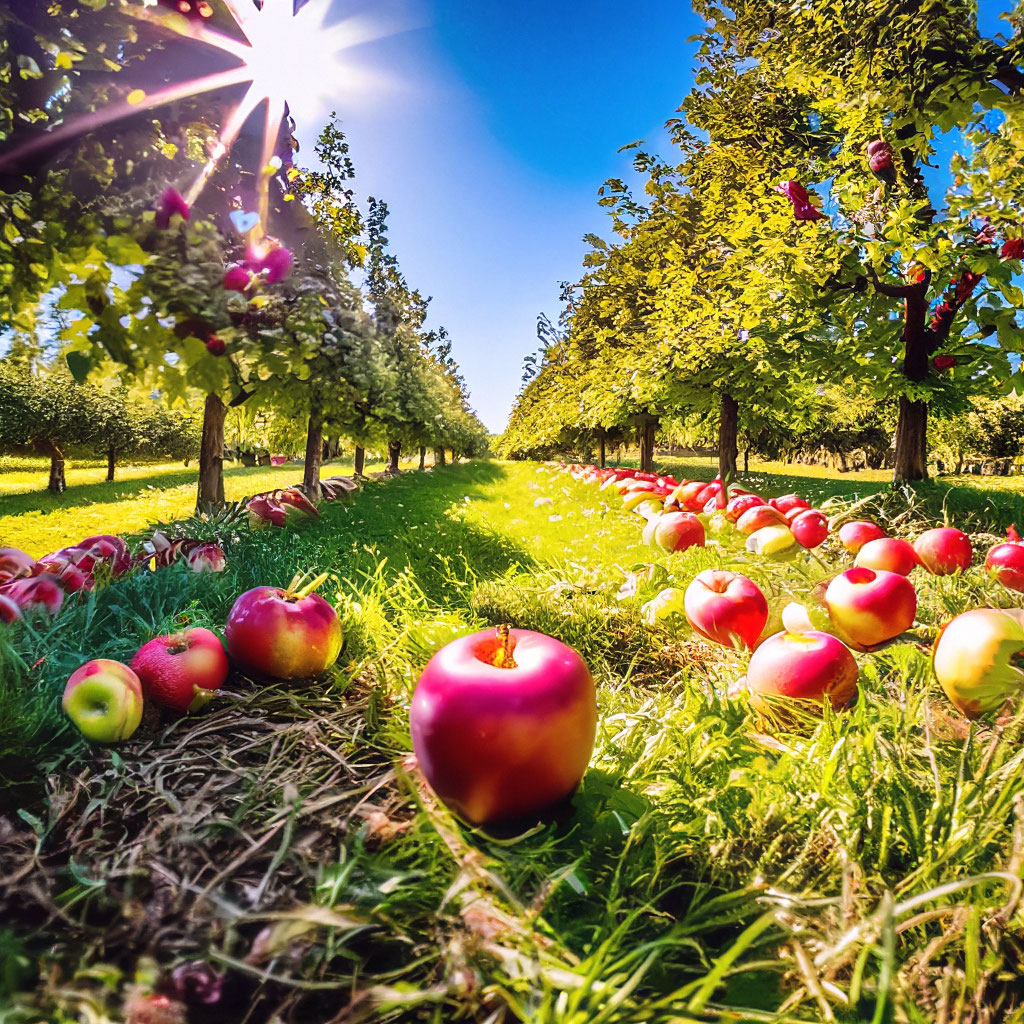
[0,455,397,557]
[2,459,1024,1022]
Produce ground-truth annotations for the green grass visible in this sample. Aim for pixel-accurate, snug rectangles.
[2,460,1024,1023]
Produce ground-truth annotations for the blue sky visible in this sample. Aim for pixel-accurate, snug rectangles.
[304,1,702,432]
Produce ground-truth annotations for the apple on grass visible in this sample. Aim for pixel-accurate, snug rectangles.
[684,570,768,649]
[642,587,687,625]
[824,567,917,648]
[0,548,36,585]
[0,575,65,617]
[745,630,858,711]
[746,524,798,558]
[932,608,1024,718]
[791,509,828,548]
[63,659,143,743]
[838,520,886,554]
[653,512,705,553]
[225,572,342,679]
[770,494,811,516]
[736,505,787,534]
[985,526,1024,592]
[854,537,919,576]
[131,627,229,712]
[410,626,597,825]
[913,527,972,576]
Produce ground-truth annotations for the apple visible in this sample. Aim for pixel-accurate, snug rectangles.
[838,520,886,554]
[410,626,596,824]
[913,527,972,576]
[0,575,65,617]
[0,594,20,623]
[854,537,919,576]
[674,481,707,511]
[184,542,227,573]
[77,535,132,576]
[0,548,35,585]
[131,627,229,712]
[746,630,858,711]
[736,505,787,534]
[36,550,94,592]
[641,586,688,625]
[769,494,810,515]
[684,570,768,649]
[653,512,705,553]
[63,659,144,743]
[746,524,798,558]
[985,526,1024,592]
[225,573,343,679]
[932,608,1024,718]
[725,493,766,522]
[695,482,723,508]
[824,567,917,648]
[791,509,829,548]
[641,513,663,547]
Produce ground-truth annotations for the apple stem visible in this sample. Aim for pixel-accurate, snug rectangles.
[290,572,330,599]
[494,624,517,669]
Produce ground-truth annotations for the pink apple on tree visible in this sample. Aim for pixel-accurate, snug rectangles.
[854,537,919,576]
[824,567,917,648]
[63,659,144,743]
[745,630,858,711]
[684,570,768,650]
[410,626,597,824]
[913,527,972,576]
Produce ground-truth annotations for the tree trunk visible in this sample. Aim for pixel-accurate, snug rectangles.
[197,393,227,508]
[955,456,964,475]
[743,449,749,473]
[387,440,401,473]
[303,412,323,498]
[435,447,447,467]
[353,445,366,476]
[599,430,606,469]
[106,447,116,482]
[46,444,66,494]
[893,397,928,482]
[419,445,426,470]
[718,393,738,480]
[639,416,657,473]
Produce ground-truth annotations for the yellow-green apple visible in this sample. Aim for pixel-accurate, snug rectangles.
[985,526,1024,592]
[746,524,798,558]
[623,488,661,512]
[641,513,663,546]
[854,537,919,576]
[0,548,35,585]
[0,575,65,617]
[641,586,687,625]
[824,567,917,647]
[737,505,787,534]
[791,509,828,548]
[913,527,972,576]
[653,512,705,553]
[62,659,144,742]
[225,573,342,679]
[131,627,229,712]
[838,520,886,553]
[410,626,597,824]
[746,630,858,710]
[725,493,766,522]
[684,570,768,649]
[932,608,1024,718]
[706,510,735,540]
[770,494,810,516]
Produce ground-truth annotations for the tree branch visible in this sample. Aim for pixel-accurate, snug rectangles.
[866,266,916,299]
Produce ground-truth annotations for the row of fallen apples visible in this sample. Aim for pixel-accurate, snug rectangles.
[547,462,1024,721]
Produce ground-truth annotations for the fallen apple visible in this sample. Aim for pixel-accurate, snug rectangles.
[225,572,343,679]
[932,607,1024,718]
[985,526,1024,592]
[0,575,65,617]
[410,626,597,824]
[653,512,705,553]
[0,594,20,623]
[0,548,35,585]
[63,659,144,743]
[824,567,917,648]
[854,537,919,576]
[736,505,787,535]
[746,523,798,558]
[684,570,768,649]
[746,630,858,711]
[725,493,766,522]
[838,520,886,554]
[131,627,229,712]
[770,494,811,516]
[790,509,828,548]
[913,527,972,576]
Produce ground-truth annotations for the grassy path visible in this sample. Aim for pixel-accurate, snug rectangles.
[2,461,1023,1022]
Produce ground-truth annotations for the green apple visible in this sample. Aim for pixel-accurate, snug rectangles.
[62,659,144,743]
[641,587,687,626]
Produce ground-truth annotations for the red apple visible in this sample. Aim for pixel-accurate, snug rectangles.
[695,482,722,508]
[838,520,885,553]
[677,481,709,511]
[653,512,706,553]
[0,594,20,623]
[684,570,768,649]
[791,509,829,548]
[746,630,858,711]
[410,626,596,824]
[913,527,972,576]
[225,573,342,679]
[36,549,94,592]
[736,504,787,534]
[77,535,132,576]
[131,627,229,712]
[854,537,919,576]
[824,567,917,647]
[769,494,810,516]
[985,526,1024,592]
[0,548,35,585]
[932,608,1024,718]
[63,659,144,743]
[0,575,65,617]
[725,493,766,522]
